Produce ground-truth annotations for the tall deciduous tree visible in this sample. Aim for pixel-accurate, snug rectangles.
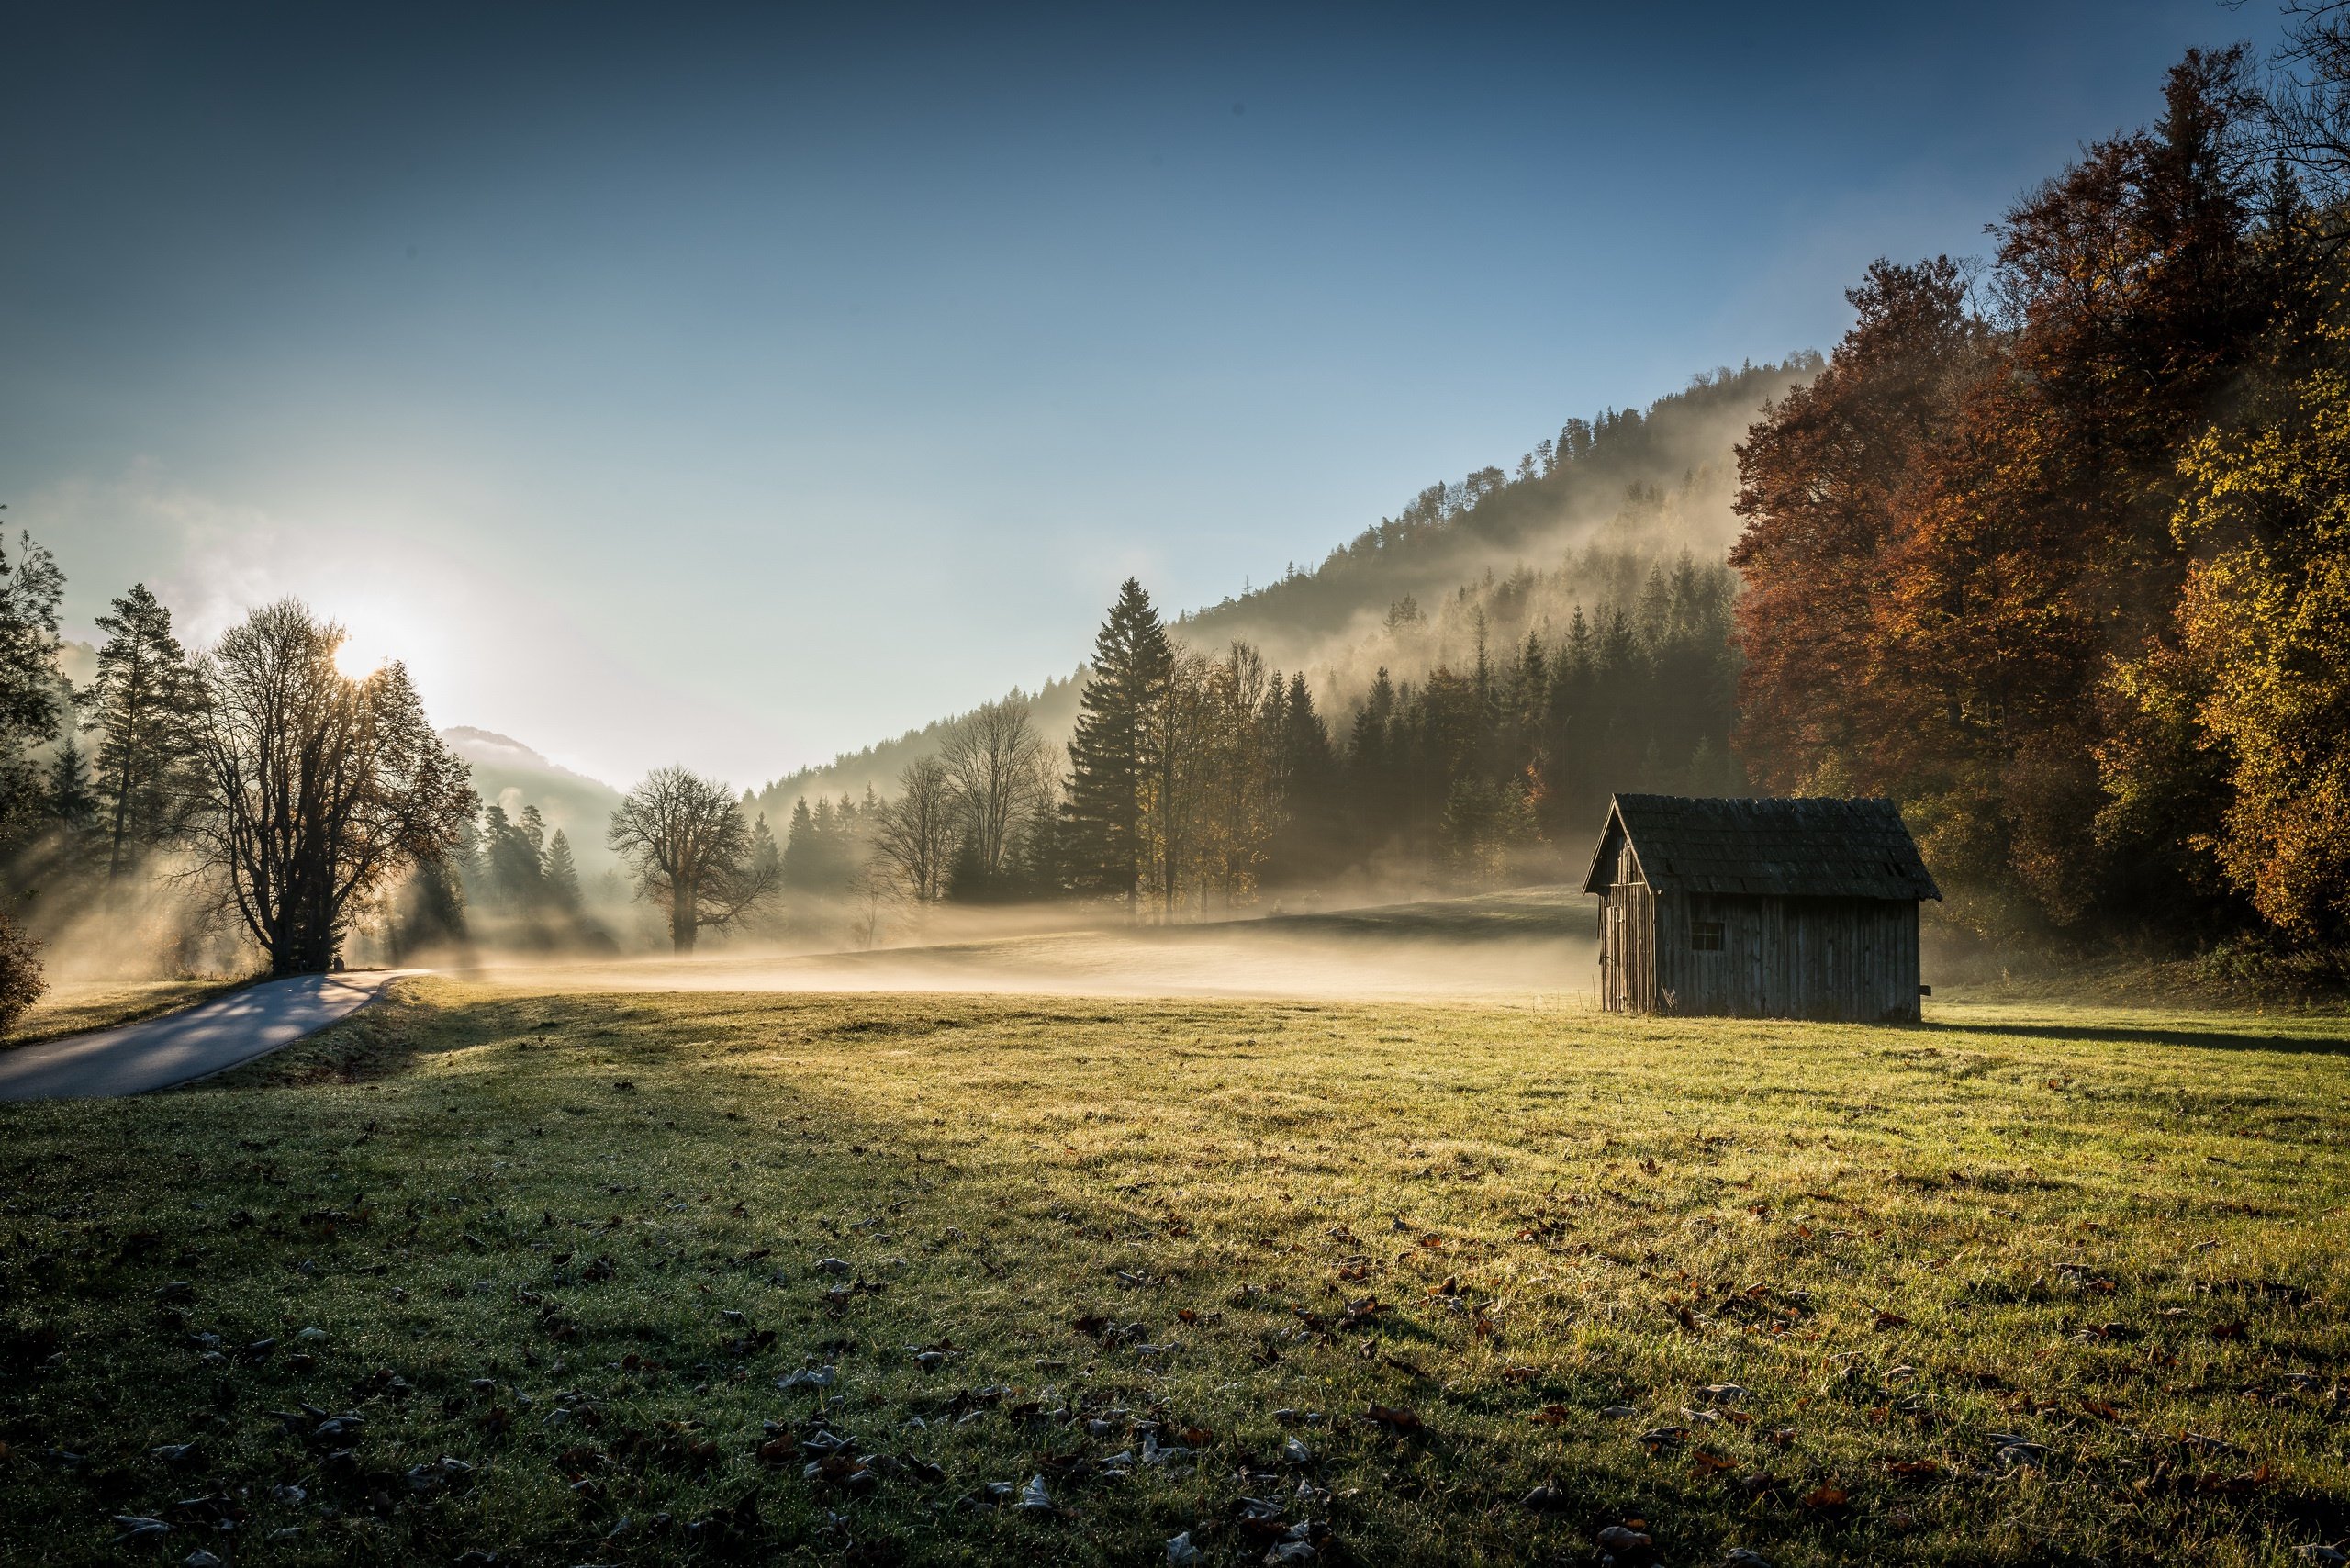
[188,600,476,975]
[1063,578,1170,913]
[2119,256,2350,937]
[607,766,775,953]
[873,755,958,905]
[1732,50,2275,935]
[939,695,1049,887]
[87,583,199,878]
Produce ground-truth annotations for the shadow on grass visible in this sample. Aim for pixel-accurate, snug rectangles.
[1924,1018,2350,1057]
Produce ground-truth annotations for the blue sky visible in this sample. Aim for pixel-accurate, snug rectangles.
[3,1,2281,787]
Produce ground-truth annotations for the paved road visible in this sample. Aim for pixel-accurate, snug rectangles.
[0,970,415,1101]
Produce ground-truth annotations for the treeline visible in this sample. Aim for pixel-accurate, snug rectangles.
[397,795,620,956]
[775,549,1739,929]
[1731,31,2350,947]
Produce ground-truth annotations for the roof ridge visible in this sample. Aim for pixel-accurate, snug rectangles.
[1582,794,1942,901]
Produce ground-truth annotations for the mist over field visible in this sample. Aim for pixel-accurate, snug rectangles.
[12,11,2350,1566]
[431,889,1597,1006]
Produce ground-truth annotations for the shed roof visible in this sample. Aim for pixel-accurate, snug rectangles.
[1580,793,1942,901]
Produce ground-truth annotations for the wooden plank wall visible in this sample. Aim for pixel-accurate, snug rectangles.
[1598,843,1655,1013]
[1651,892,1919,1021]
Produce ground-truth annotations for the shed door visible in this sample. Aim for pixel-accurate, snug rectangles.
[1607,902,1625,1011]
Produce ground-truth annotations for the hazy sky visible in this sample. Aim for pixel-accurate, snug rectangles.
[6,1,2283,789]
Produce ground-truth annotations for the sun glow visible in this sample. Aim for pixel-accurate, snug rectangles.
[333,632,392,679]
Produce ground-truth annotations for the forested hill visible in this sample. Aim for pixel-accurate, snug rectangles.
[1177,357,1816,667]
[747,672,1086,822]
[749,355,1818,822]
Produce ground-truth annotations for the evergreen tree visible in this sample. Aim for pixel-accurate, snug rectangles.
[1268,671,1337,886]
[87,582,198,878]
[1063,578,1171,913]
[48,735,98,826]
[395,857,469,958]
[779,796,821,928]
[0,530,65,839]
[46,735,102,872]
[746,812,782,915]
[483,802,545,909]
[544,828,583,911]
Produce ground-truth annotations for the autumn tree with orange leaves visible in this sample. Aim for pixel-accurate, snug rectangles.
[1731,42,2350,944]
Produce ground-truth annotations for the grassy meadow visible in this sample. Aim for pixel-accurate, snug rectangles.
[1,979,2346,1565]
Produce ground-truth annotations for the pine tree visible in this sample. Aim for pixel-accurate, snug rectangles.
[1269,671,1337,886]
[544,828,583,911]
[1063,578,1171,913]
[87,582,196,878]
[0,531,65,839]
[778,796,822,934]
[483,802,545,909]
[48,735,96,823]
[46,735,101,870]
[747,812,782,913]
[1348,666,1398,849]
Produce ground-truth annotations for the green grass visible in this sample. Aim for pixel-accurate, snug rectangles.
[6,976,249,1047]
[2,980,2346,1565]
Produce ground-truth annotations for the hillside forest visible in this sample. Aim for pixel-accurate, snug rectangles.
[7,25,2350,1002]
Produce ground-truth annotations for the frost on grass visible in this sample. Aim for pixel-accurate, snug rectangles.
[0,980,2345,1564]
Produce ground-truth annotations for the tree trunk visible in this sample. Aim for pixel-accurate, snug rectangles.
[107,753,135,879]
[671,877,699,954]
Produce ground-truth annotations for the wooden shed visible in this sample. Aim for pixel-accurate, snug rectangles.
[1583,794,1941,1021]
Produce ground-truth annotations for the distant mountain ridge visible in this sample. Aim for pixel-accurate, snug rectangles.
[442,726,614,790]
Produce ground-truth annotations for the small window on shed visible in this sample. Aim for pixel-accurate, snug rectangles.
[1691,919,1724,952]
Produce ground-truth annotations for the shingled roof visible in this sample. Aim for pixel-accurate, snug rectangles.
[1580,794,1942,901]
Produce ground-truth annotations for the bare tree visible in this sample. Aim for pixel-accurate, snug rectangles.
[847,854,901,949]
[188,600,475,975]
[872,755,957,904]
[2269,4,2350,203]
[607,767,776,953]
[939,695,1048,882]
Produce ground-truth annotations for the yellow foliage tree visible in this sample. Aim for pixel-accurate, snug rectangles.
[2152,303,2350,936]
